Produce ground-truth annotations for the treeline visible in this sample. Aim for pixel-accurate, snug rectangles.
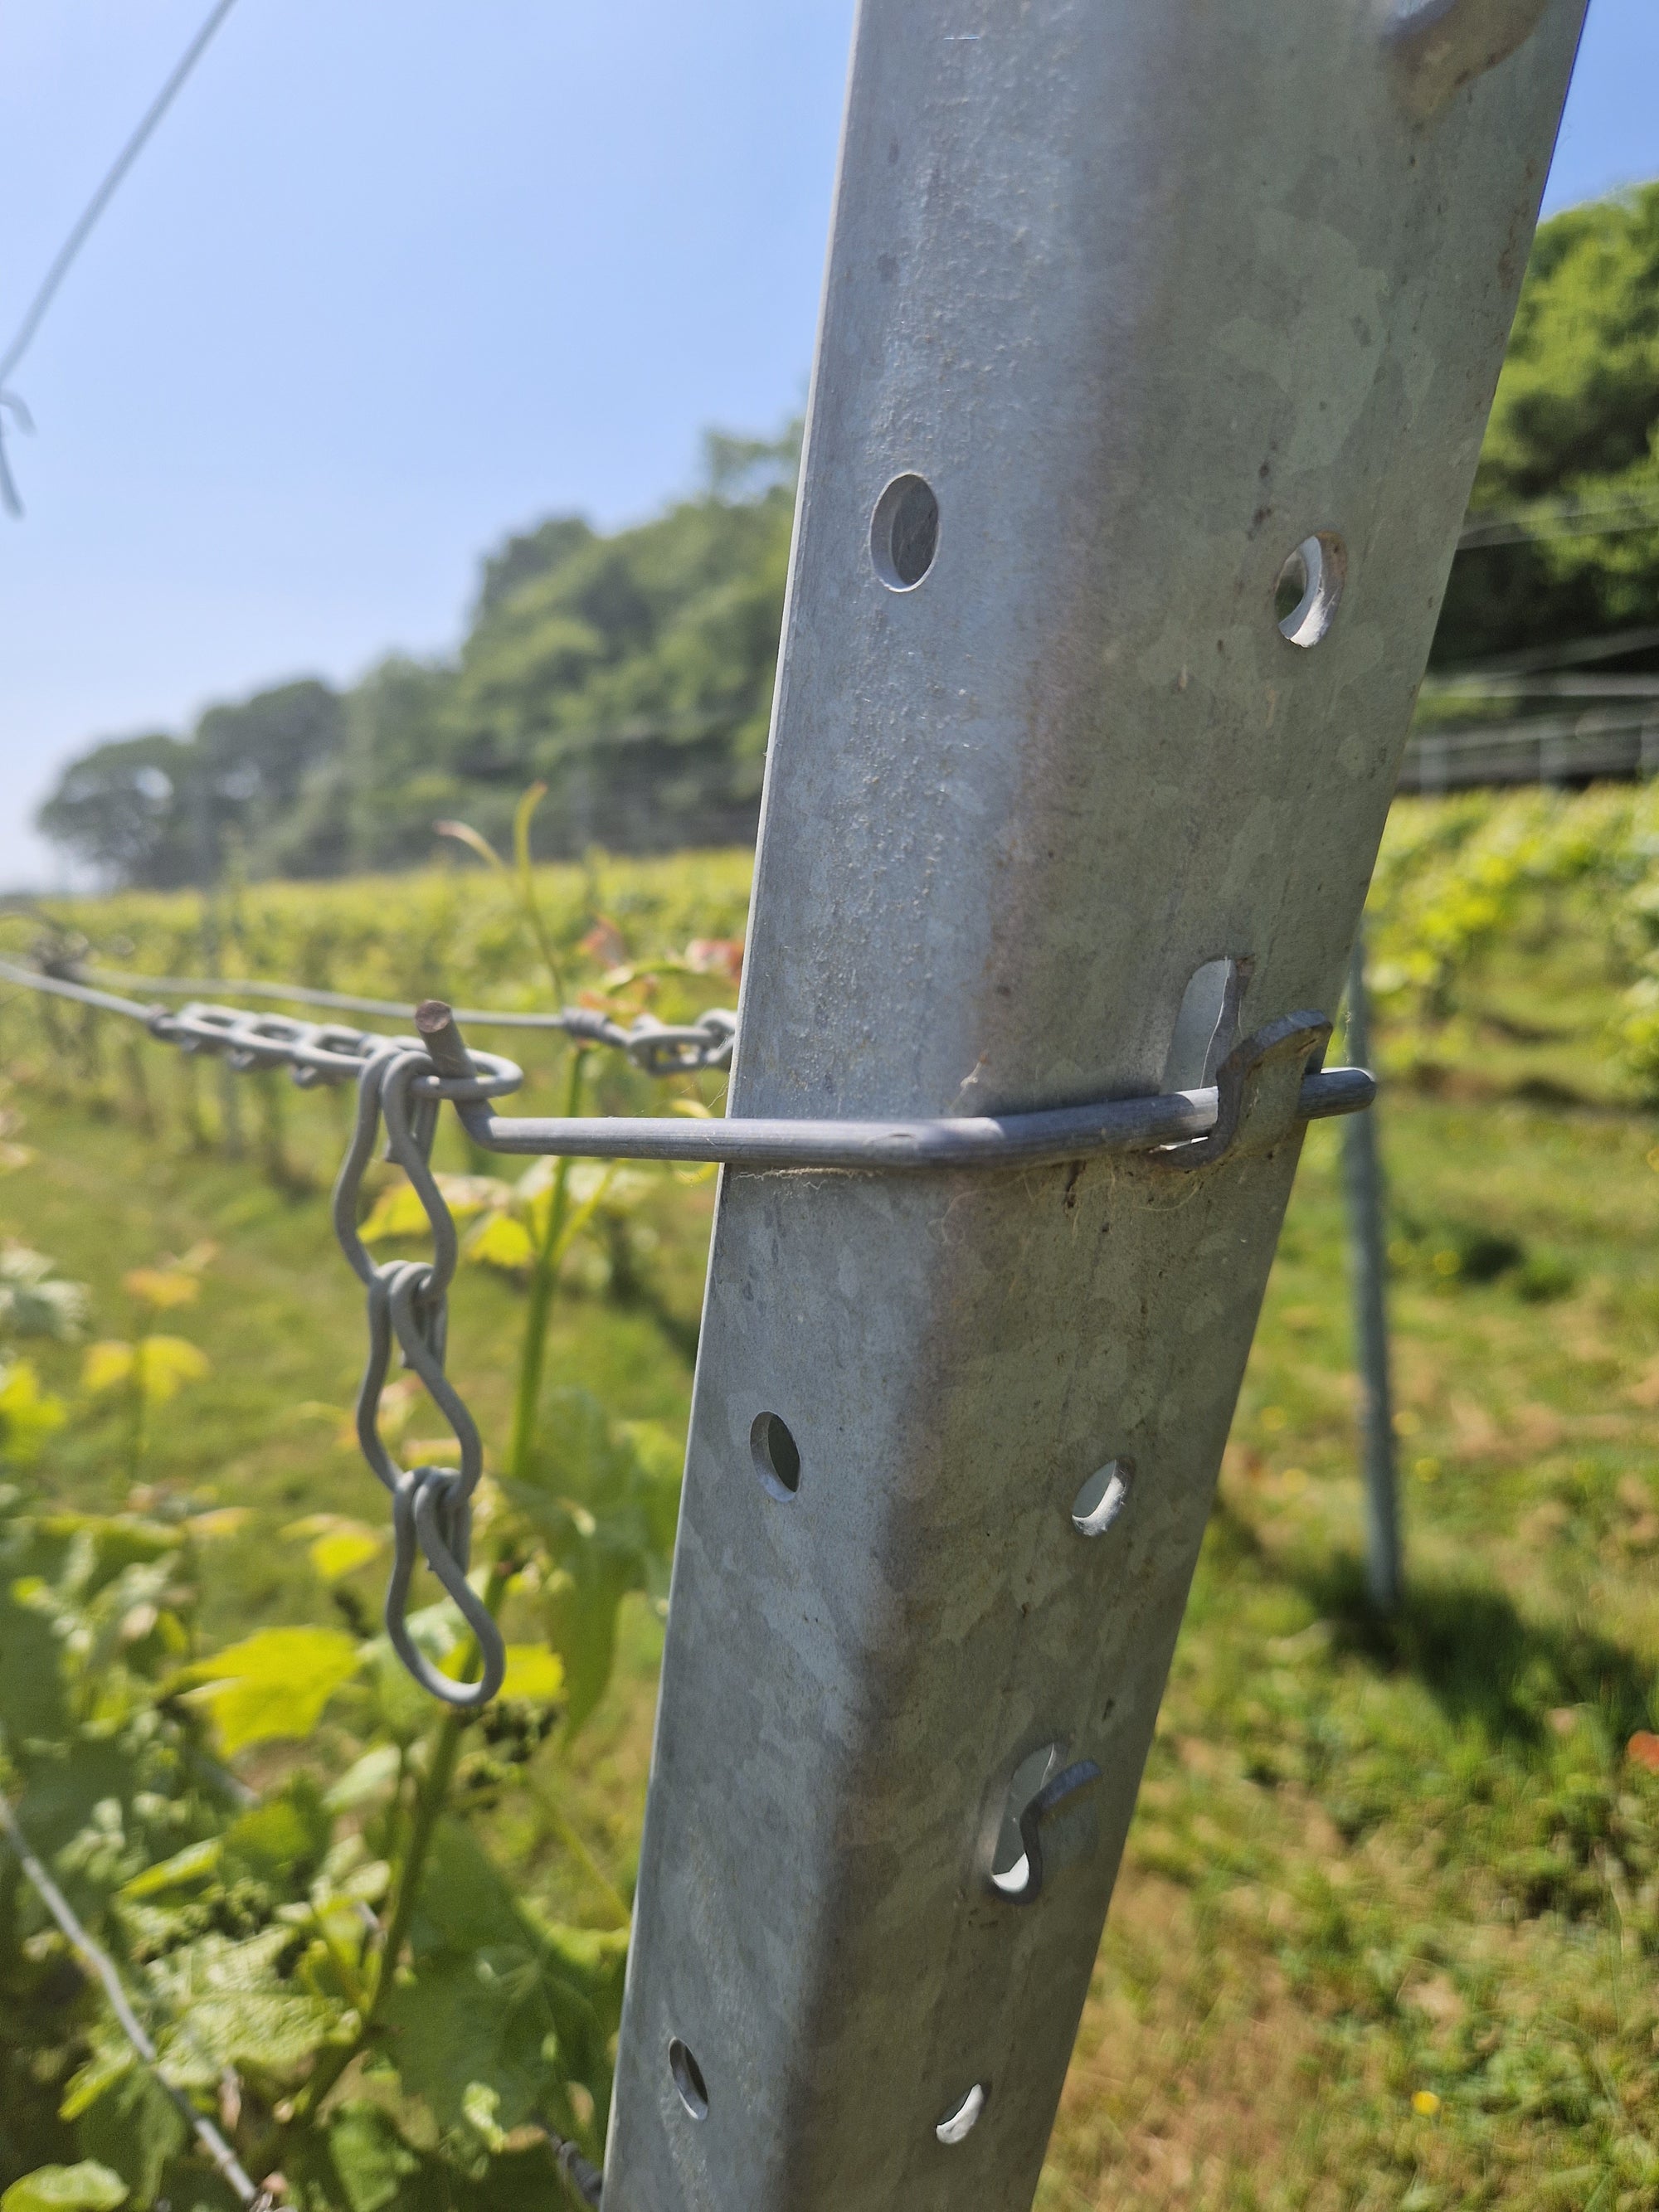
[1436,178,1659,664]
[38,183,1659,890]
[39,426,799,888]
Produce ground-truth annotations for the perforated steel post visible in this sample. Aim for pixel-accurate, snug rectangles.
[606,6,1588,2206]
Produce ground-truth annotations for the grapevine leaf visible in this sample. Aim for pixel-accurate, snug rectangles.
[0,1361,67,1464]
[121,1269,198,1312]
[325,2104,421,2212]
[1,2167,127,2212]
[358,1180,434,1243]
[323,1743,401,1813]
[80,1344,134,1395]
[361,1169,508,1245]
[171,1626,361,1754]
[465,1213,535,1274]
[74,2066,186,2210]
[498,1646,564,1703]
[119,1837,222,1901]
[538,1556,637,1739]
[134,1339,209,1403]
[58,2037,136,2124]
[0,1576,68,1741]
[165,1990,343,2078]
[182,1509,251,1542]
[220,1776,333,1889]
[505,1389,681,1734]
[377,1821,556,2130]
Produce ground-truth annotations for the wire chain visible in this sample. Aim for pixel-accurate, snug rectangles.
[149,992,736,1078]
[2,952,737,1076]
[331,1041,523,1709]
[0,953,731,1711]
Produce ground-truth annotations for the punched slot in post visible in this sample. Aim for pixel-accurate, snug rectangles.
[1163,957,1242,1093]
[989,1745,1103,1903]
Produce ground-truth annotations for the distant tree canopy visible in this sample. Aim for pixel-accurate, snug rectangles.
[1434,179,1659,666]
[37,681,344,889]
[38,424,799,887]
[36,183,1659,889]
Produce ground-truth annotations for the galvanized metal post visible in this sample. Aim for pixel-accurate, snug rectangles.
[1343,928,1402,1615]
[606,7,1587,2208]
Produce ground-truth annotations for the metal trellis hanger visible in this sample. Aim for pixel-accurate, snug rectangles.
[0,956,1372,1722]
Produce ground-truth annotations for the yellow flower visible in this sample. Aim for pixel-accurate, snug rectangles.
[1412,2089,1441,2117]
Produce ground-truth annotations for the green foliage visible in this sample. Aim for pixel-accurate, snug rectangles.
[0,878,689,2204]
[504,1390,681,1737]
[0,1443,633,2204]
[1357,781,1659,1103]
[37,685,344,892]
[1476,185,1659,503]
[376,1818,623,2144]
[13,824,1659,2205]
[9,847,751,1070]
[1434,181,1659,667]
[0,1249,88,1344]
[170,1628,362,1757]
[2,2164,127,2212]
[0,1365,68,1468]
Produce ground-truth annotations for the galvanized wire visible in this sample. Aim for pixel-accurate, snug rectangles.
[0,955,737,1077]
[0,0,244,517]
[66,961,739,1071]
[331,1036,521,1709]
[0,1793,270,2208]
[0,955,1374,1723]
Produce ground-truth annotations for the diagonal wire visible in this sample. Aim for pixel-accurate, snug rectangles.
[0,0,243,516]
[0,1791,268,2206]
[1457,492,1659,552]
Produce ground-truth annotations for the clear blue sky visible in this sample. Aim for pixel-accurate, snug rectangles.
[1,0,1654,888]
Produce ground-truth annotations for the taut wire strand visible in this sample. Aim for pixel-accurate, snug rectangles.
[0,0,243,515]
[0,1792,269,2207]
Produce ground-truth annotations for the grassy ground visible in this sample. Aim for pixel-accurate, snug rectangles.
[4,829,1659,2208]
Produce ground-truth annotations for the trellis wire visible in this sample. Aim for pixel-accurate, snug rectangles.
[0,955,1374,1713]
[0,1791,268,2208]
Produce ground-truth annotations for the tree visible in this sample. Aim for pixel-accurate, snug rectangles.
[1433,181,1659,668]
[35,734,197,888]
[36,683,345,890]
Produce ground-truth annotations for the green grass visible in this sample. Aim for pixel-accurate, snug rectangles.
[6,821,1659,2207]
[1042,1097,1659,2211]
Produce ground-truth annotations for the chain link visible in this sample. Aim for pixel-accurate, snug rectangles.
[6,953,738,1076]
[331,1040,523,1709]
[149,989,734,1078]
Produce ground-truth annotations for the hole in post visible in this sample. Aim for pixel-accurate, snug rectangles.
[750,1412,801,1500]
[871,473,940,591]
[936,2083,988,2145]
[669,2037,709,2121]
[990,1742,1066,1898]
[1275,532,1345,647]
[1072,1458,1135,1538]
[1163,957,1239,1092]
